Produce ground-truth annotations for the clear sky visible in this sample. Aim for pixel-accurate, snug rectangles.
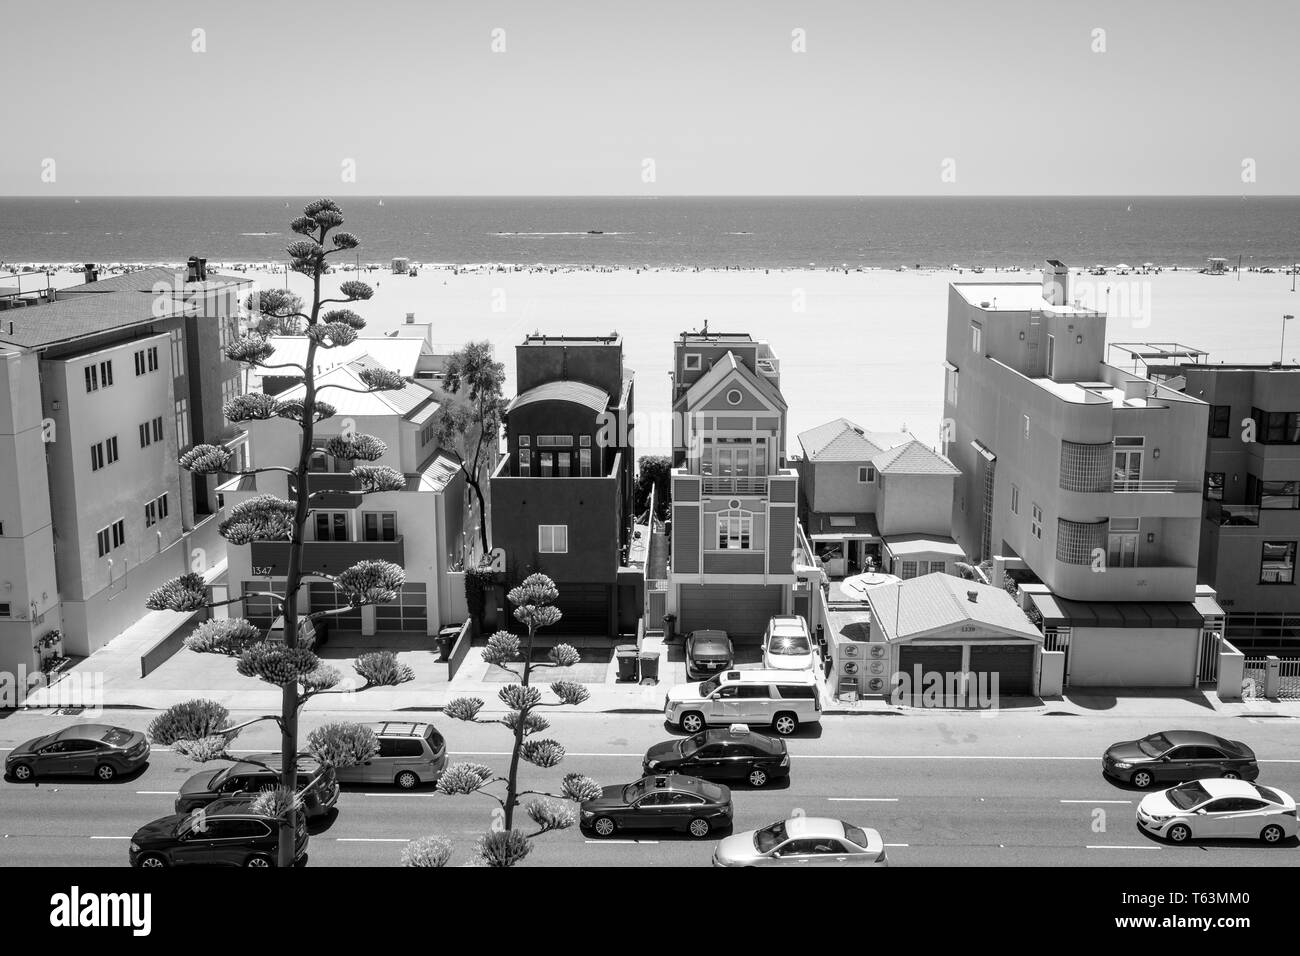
[2,0,1296,195]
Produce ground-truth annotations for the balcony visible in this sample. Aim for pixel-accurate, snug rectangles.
[1050,560,1198,603]
[702,476,769,496]
[249,536,404,576]
[1112,479,1202,494]
[1206,502,1260,527]
[289,472,363,509]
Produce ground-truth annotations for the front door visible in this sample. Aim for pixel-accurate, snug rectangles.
[1107,533,1138,568]
[1113,448,1142,490]
[687,744,728,778]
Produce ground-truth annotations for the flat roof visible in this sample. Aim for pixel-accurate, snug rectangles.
[882,534,965,558]
[521,334,621,346]
[952,282,1100,315]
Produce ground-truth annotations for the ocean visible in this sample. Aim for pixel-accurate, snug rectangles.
[2,196,1298,269]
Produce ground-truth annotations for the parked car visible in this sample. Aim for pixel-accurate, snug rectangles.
[664,669,821,735]
[5,724,149,782]
[1102,730,1258,789]
[685,629,734,679]
[1136,779,1297,845]
[713,816,889,866]
[643,725,789,787]
[333,721,446,790]
[762,615,815,671]
[581,774,732,838]
[175,754,339,820]
[130,796,308,867]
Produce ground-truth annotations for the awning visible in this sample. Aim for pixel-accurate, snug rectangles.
[882,534,965,558]
[1030,594,1205,629]
[807,511,879,539]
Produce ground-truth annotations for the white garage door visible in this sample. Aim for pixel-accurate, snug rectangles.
[1067,627,1198,686]
[678,584,785,644]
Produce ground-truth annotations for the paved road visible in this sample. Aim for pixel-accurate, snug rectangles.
[2,710,1298,867]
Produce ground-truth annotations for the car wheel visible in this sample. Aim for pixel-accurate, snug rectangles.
[1221,770,1240,780]
[592,816,617,838]
[137,854,168,868]
[688,818,712,838]
[1130,770,1154,789]
[1260,824,1285,844]
[95,764,117,782]
[395,771,420,790]
[748,768,769,787]
[772,713,798,736]
[679,712,704,734]
[10,763,33,782]
[1167,823,1191,844]
[245,854,274,868]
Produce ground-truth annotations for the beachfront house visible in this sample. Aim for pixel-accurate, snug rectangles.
[489,334,640,637]
[219,358,473,639]
[941,259,1224,689]
[794,418,964,579]
[666,331,802,643]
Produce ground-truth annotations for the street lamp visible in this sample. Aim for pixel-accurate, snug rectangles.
[1283,315,1295,365]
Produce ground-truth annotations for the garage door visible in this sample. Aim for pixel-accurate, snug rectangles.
[376,582,429,632]
[308,581,362,632]
[969,644,1035,696]
[678,584,785,644]
[896,645,964,702]
[551,584,611,636]
[242,580,286,631]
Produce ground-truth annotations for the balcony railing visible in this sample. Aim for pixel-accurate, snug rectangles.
[250,536,404,576]
[1206,502,1261,526]
[702,476,768,496]
[1112,479,1201,494]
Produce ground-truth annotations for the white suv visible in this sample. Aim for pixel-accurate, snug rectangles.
[762,616,815,671]
[664,669,822,736]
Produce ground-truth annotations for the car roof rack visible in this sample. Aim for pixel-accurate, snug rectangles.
[373,721,426,736]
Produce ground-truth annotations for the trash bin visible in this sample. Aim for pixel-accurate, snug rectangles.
[615,645,640,682]
[436,626,461,663]
[638,651,660,684]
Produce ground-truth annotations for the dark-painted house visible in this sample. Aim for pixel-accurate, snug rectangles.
[489,334,639,636]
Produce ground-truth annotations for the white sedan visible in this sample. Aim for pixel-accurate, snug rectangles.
[712,816,888,866]
[1137,778,1297,845]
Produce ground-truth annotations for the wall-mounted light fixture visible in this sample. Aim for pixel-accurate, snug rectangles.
[1018,331,1026,341]
[1147,533,1155,543]
[1075,334,1083,344]
[51,400,61,411]
[1152,448,1160,459]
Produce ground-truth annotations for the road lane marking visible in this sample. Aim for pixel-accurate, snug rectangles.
[1061,799,1132,804]
[136,791,179,795]
[884,843,910,847]
[827,797,899,802]
[1086,845,1159,850]
[90,836,130,840]
[334,838,410,843]
[585,839,659,845]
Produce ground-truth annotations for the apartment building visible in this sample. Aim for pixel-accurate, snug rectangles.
[941,261,1223,687]
[667,331,801,642]
[489,335,639,636]
[1126,350,1300,654]
[0,261,250,677]
[220,357,471,637]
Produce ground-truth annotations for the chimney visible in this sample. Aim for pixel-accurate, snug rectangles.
[82,263,98,284]
[186,256,207,283]
[1042,259,1069,306]
[967,590,978,603]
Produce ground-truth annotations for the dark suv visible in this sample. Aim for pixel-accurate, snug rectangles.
[130,797,308,867]
[175,754,339,820]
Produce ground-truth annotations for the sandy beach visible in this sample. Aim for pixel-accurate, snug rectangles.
[7,262,1299,456]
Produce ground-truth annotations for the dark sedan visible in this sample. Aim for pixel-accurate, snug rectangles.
[1103,730,1259,789]
[130,797,308,868]
[581,774,732,838]
[643,726,790,787]
[685,629,735,680]
[5,724,149,782]
[176,754,339,820]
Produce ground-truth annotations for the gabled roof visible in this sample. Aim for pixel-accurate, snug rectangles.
[865,574,1042,643]
[677,350,786,413]
[506,379,610,415]
[57,267,250,296]
[254,335,428,383]
[277,359,437,419]
[405,448,462,492]
[870,440,961,476]
[797,418,909,462]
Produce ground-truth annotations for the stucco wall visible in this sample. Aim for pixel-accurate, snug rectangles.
[1067,626,1199,686]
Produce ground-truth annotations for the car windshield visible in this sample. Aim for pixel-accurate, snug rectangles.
[100,728,132,746]
[1167,782,1211,811]
[699,676,722,696]
[208,766,233,788]
[770,634,810,655]
[1253,784,1283,804]
[622,779,649,802]
[755,821,788,854]
[842,824,869,848]
[680,732,708,756]
[1138,733,1173,757]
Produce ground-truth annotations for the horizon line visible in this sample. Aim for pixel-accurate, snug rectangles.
[2,193,1299,200]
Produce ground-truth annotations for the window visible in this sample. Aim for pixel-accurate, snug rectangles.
[970,322,982,354]
[1260,541,1296,584]
[539,453,553,478]
[517,449,531,477]
[420,422,436,446]
[153,416,163,442]
[1208,405,1231,438]
[1113,437,1143,488]
[557,452,571,477]
[1204,472,1225,501]
[145,500,157,527]
[170,328,185,375]
[0,603,9,617]
[139,421,152,448]
[1010,484,1020,515]
[111,519,124,548]
[579,435,591,447]
[90,441,105,471]
[100,360,113,387]
[684,353,702,371]
[134,350,146,376]
[536,435,573,447]
[105,436,118,465]
[1107,516,1139,568]
[314,512,350,542]
[157,493,168,519]
[539,524,568,553]
[96,526,111,557]
[858,466,875,483]
[1023,415,1030,439]
[518,435,531,447]
[1251,407,1300,445]
[84,364,98,392]
[1260,480,1300,510]
[945,363,959,404]
[1031,503,1043,540]
[579,447,592,477]
[147,347,159,372]
[378,739,423,758]
[1046,333,1056,377]
[175,399,190,449]
[717,510,752,550]
[900,561,919,580]
[363,512,397,541]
